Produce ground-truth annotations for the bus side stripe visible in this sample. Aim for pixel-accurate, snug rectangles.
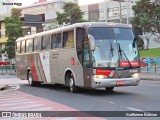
[38,54,47,82]
[31,58,39,81]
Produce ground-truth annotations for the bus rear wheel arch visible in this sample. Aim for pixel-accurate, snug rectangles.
[27,71,41,86]
[65,71,79,93]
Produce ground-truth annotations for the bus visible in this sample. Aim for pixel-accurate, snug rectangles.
[16,22,141,93]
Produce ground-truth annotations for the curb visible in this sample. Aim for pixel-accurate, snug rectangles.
[0,84,7,91]
[140,78,160,81]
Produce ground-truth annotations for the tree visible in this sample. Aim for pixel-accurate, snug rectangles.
[132,0,160,49]
[56,2,84,25]
[3,8,23,59]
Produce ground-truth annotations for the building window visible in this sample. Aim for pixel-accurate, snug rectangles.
[89,10,99,22]
[107,6,128,18]
[99,9,104,18]
[83,11,89,20]
[108,7,119,18]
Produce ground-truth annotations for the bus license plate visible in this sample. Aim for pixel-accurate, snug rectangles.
[116,81,125,85]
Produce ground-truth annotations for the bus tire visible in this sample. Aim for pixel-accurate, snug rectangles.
[27,71,40,86]
[105,87,114,92]
[69,74,79,93]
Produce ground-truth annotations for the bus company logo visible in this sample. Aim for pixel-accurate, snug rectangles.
[42,54,49,60]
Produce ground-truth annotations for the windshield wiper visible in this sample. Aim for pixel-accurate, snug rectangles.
[118,43,132,68]
[110,41,114,58]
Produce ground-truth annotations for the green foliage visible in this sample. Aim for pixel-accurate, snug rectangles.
[139,48,160,58]
[3,8,23,59]
[132,0,160,34]
[56,2,84,25]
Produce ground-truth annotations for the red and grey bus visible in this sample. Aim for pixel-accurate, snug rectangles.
[16,22,141,93]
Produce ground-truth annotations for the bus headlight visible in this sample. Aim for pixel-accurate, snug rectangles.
[131,73,140,78]
[94,75,107,79]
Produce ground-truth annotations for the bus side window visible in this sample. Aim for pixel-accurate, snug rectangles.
[16,42,21,53]
[42,35,51,50]
[76,28,87,66]
[63,30,74,48]
[26,39,33,52]
[34,37,41,51]
[21,40,26,53]
[51,34,56,48]
[57,33,62,48]
[83,42,90,67]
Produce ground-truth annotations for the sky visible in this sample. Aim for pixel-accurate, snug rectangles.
[14,0,104,6]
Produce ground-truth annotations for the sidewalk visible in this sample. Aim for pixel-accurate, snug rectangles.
[140,72,160,81]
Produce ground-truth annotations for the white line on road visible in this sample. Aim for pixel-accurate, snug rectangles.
[0,101,37,107]
[8,84,20,89]
[0,99,34,104]
[127,107,143,111]
[6,104,45,110]
[0,97,26,101]
[97,99,115,104]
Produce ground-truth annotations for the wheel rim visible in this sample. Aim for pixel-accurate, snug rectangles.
[69,77,74,92]
[28,73,32,85]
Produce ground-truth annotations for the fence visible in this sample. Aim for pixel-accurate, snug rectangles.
[0,58,160,75]
[140,58,160,74]
[0,65,16,75]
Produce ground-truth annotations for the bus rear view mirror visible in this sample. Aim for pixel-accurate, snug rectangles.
[138,35,148,50]
[88,34,96,51]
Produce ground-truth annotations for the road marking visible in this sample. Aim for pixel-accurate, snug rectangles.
[0,101,37,107]
[127,107,143,111]
[0,99,33,103]
[6,104,45,110]
[24,107,54,111]
[0,90,104,120]
[8,84,20,89]
[97,99,115,104]
[0,97,26,101]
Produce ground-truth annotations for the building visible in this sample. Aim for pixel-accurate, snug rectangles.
[21,0,78,35]
[0,0,160,61]
[0,0,16,61]
[81,0,140,24]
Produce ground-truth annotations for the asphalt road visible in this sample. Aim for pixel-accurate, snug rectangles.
[18,80,160,111]
[1,75,160,120]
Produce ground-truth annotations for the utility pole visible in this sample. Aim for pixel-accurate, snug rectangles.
[126,0,129,25]
[119,0,122,23]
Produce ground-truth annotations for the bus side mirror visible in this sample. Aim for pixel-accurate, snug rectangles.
[138,35,148,50]
[88,34,96,51]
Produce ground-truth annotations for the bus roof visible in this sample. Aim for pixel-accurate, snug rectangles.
[16,22,132,42]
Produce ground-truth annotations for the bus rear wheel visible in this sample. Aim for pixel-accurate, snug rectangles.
[105,87,114,92]
[27,71,40,86]
[69,75,79,93]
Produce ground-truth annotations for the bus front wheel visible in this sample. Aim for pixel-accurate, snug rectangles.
[69,75,79,93]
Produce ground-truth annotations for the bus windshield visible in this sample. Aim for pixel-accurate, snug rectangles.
[88,27,139,68]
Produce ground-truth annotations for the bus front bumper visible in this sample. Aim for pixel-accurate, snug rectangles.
[92,77,140,88]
